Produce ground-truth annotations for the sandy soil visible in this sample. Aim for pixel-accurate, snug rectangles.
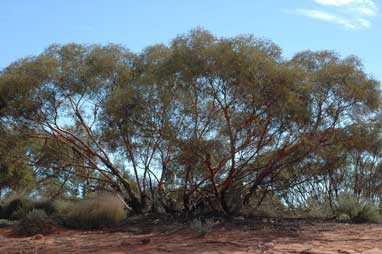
[1,219,382,254]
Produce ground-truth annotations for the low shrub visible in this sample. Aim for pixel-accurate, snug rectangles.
[1,198,34,220]
[352,205,381,223]
[304,198,333,219]
[0,204,4,218]
[34,200,57,215]
[61,193,127,230]
[242,194,286,218]
[0,198,58,220]
[336,194,361,219]
[336,194,381,223]
[190,218,214,236]
[0,219,16,228]
[336,213,351,222]
[15,209,54,236]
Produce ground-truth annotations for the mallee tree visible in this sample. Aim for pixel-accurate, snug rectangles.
[0,29,380,214]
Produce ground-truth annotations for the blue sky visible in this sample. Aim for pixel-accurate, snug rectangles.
[1,0,381,79]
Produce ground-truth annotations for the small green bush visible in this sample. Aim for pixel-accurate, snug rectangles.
[336,213,351,222]
[0,219,16,228]
[352,205,381,223]
[190,218,214,236]
[0,204,4,218]
[1,198,34,220]
[34,200,57,215]
[243,194,286,218]
[336,194,361,219]
[336,194,381,223]
[304,198,333,219]
[11,207,31,220]
[15,209,54,236]
[61,193,127,230]
[0,198,58,220]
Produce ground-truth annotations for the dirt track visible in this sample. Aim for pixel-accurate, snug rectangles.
[1,221,382,253]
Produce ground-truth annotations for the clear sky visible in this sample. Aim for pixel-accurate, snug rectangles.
[1,0,381,79]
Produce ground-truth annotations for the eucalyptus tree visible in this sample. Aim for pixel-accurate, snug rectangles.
[0,29,380,215]
[136,30,381,214]
[0,127,34,196]
[0,44,148,211]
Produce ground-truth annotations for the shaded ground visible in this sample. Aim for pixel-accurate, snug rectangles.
[1,217,382,254]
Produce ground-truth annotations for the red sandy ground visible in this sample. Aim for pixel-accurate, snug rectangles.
[1,219,382,254]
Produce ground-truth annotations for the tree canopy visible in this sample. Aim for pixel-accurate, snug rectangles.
[0,29,381,214]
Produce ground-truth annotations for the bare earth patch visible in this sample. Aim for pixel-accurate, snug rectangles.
[1,221,382,254]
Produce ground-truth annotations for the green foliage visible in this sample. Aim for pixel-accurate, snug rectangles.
[304,198,333,219]
[0,29,381,215]
[11,206,32,220]
[0,198,57,220]
[352,205,381,223]
[0,128,34,192]
[190,218,214,236]
[15,209,54,236]
[0,198,33,220]
[243,194,286,218]
[60,194,126,230]
[336,194,381,223]
[337,213,351,222]
[336,194,361,219]
[34,200,57,216]
[0,219,16,228]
